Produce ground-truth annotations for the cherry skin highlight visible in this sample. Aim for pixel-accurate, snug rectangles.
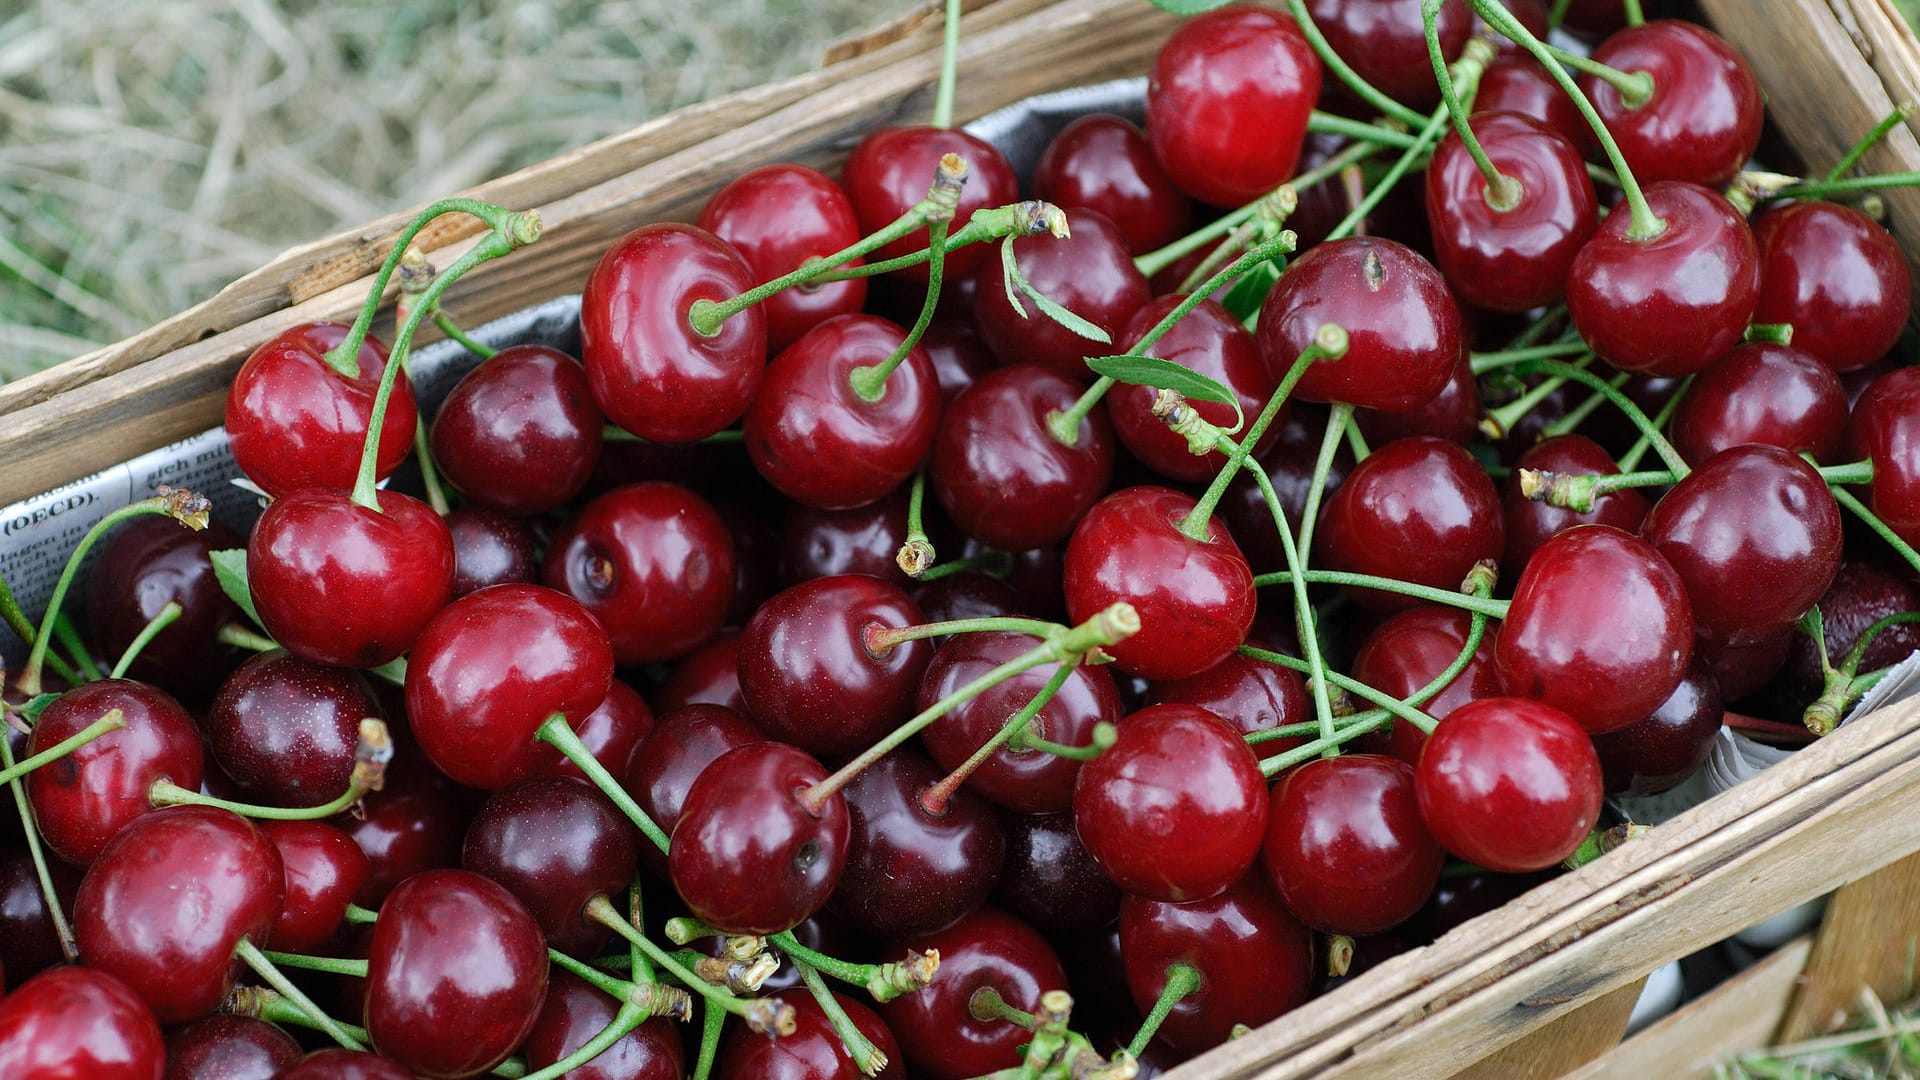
[0,966,165,1080]
[1313,434,1503,612]
[27,678,204,867]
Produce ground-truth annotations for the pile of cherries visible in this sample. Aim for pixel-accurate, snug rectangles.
[7,0,1920,1076]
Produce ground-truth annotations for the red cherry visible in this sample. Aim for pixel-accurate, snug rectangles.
[163,1014,301,1080]
[830,748,1004,940]
[1034,115,1194,253]
[1315,435,1503,611]
[1847,366,1920,546]
[1501,434,1650,572]
[277,1049,414,1080]
[445,507,538,598]
[1474,54,1590,149]
[881,908,1067,1080]
[1108,295,1278,482]
[1672,343,1847,468]
[542,678,653,785]
[656,629,747,714]
[1592,658,1723,796]
[331,754,467,907]
[843,126,1018,283]
[779,489,915,588]
[1351,605,1502,764]
[522,969,684,1080]
[1355,348,1481,447]
[86,516,244,699]
[206,650,376,809]
[715,988,903,1080]
[621,704,764,877]
[1073,704,1267,902]
[997,813,1123,935]
[1787,561,1920,693]
[1144,651,1310,762]
[0,848,81,982]
[1306,0,1470,110]
[27,679,203,867]
[225,322,415,498]
[697,163,867,350]
[1262,754,1443,935]
[1146,5,1321,206]
[1753,200,1913,372]
[970,209,1150,379]
[1582,20,1763,186]
[921,316,996,401]
[429,344,603,515]
[462,777,639,958]
[0,967,164,1080]
[259,819,370,954]
[1415,696,1602,871]
[580,222,767,442]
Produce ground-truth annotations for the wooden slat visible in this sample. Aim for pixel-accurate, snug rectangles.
[1565,938,1814,1080]
[1774,849,1920,1040]
[1448,979,1645,1080]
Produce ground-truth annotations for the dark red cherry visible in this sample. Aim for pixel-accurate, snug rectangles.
[882,908,1068,1080]
[580,222,766,442]
[1848,366,1920,546]
[655,629,747,714]
[1474,54,1589,150]
[1496,525,1694,734]
[669,741,849,935]
[1559,0,1629,39]
[971,209,1150,379]
[462,777,639,958]
[275,1049,413,1080]
[1118,872,1313,1055]
[715,989,903,1080]
[405,584,614,790]
[331,754,467,907]
[1222,406,1353,574]
[997,813,1123,935]
[444,507,538,598]
[830,748,1004,939]
[1583,20,1763,187]
[1672,343,1847,469]
[225,322,415,498]
[74,806,283,1024]
[1258,236,1463,412]
[778,489,913,587]
[1035,114,1194,253]
[1351,605,1503,764]
[1146,5,1320,206]
[0,966,164,1080]
[1355,349,1481,447]
[1307,0,1469,109]
[738,574,931,758]
[1108,295,1277,482]
[622,703,764,876]
[844,126,1018,283]
[543,482,734,665]
[164,1014,300,1080]
[921,316,996,402]
[86,516,244,698]
[0,847,81,981]
[912,571,1025,625]
[522,969,684,1080]
[542,678,653,785]
[28,679,203,866]
[1566,181,1759,377]
[1316,435,1503,611]
[1753,200,1913,372]
[1064,486,1256,680]
[716,494,783,625]
[1786,561,1920,692]
[1426,112,1598,313]
[258,819,370,954]
[429,345,602,515]
[1502,434,1650,572]
[1415,696,1602,871]
[365,868,548,1079]
[247,488,453,668]
[1592,658,1723,796]
[1074,704,1267,902]
[1144,651,1310,762]
[1263,754,1442,934]
[744,314,941,510]
[917,630,1124,814]
[206,651,376,809]
[931,363,1116,550]
[698,163,867,350]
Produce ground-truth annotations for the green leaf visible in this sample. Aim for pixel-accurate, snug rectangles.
[1084,354,1246,432]
[11,693,58,724]
[209,548,264,631]
[1221,258,1283,322]
[1001,237,1113,344]
[1146,0,1236,12]
[999,239,1028,318]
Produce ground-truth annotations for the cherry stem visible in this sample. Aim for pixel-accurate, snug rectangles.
[248,992,372,1047]
[216,623,279,653]
[1541,43,1654,107]
[604,427,745,445]
[1286,0,1429,129]
[1129,964,1201,1059]
[0,710,124,787]
[896,470,937,577]
[1480,354,1593,439]
[692,999,725,1080]
[969,986,1037,1030]
[809,200,1066,283]
[351,216,538,511]
[108,603,180,680]
[1510,358,1689,475]
[412,416,452,517]
[0,731,75,962]
[585,895,795,1034]
[800,603,1140,814]
[1241,644,1442,737]
[1307,111,1422,149]
[628,884,655,985]
[1827,104,1917,183]
[1252,570,1510,618]
[1469,339,1588,373]
[521,1002,650,1080]
[52,616,102,684]
[20,489,209,698]
[849,215,951,404]
[1622,0,1644,25]
[1293,403,1352,563]
[1745,322,1795,345]
[234,938,367,1049]
[1616,376,1692,472]
[150,717,390,820]
[260,951,367,976]
[0,576,82,688]
[1833,485,1920,579]
[1470,0,1665,240]
[919,662,1075,816]
[1426,1,1520,209]
[535,714,673,854]
[1771,171,1920,201]
[1537,369,1627,441]
[1327,40,1492,244]
[932,0,962,129]
[1563,822,1649,869]
[796,958,890,1077]
[1803,611,1920,734]
[433,310,498,359]
[1258,714,1397,779]
[1012,722,1116,761]
[864,616,1061,656]
[344,903,379,924]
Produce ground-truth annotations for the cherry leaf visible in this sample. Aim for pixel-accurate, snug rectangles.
[209,548,265,631]
[1084,354,1247,432]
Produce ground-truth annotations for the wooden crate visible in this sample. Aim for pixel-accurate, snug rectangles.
[7,1,1920,1077]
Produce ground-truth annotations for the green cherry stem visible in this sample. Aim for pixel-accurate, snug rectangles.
[1770,172,1920,201]
[1427,0,1520,209]
[150,718,390,820]
[108,603,181,680]
[1615,375,1692,472]
[246,991,372,1047]
[1011,723,1116,761]
[931,0,962,130]
[433,311,499,359]
[216,623,279,653]
[1827,103,1917,183]
[585,895,797,1036]
[1240,644,1441,738]
[809,200,1066,284]
[258,951,366,976]
[1539,43,1653,107]
[795,958,889,1076]
[919,663,1076,816]
[535,715,673,854]
[1468,339,1589,374]
[1293,403,1353,560]
[1286,0,1430,128]
[1257,714,1396,779]
[235,938,367,1049]
[1508,357,1689,475]
[52,617,101,683]
[0,576,81,688]
[897,469,936,577]
[1832,485,1920,578]
[520,1003,650,1080]
[1129,964,1201,1059]
[0,710,124,787]
[849,175,960,403]
[692,998,725,1080]
[1252,570,1510,618]
[667,915,937,1002]
[1803,611,1920,734]
[1479,354,1595,440]
[1622,0,1645,25]
[864,616,1063,655]
[0,732,74,961]
[1537,369,1626,441]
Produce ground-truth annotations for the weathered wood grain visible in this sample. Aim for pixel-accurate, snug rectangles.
[1774,849,1920,1040]
[1448,979,1645,1080]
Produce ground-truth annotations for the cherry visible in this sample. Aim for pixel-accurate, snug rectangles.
[206,651,377,808]
[971,209,1150,378]
[522,969,684,1080]
[1674,343,1848,471]
[86,515,244,698]
[738,574,931,759]
[462,777,638,958]
[1315,435,1503,611]
[1263,754,1443,935]
[1258,236,1463,412]
[622,704,764,877]
[1035,114,1194,253]
[1308,0,1469,109]
[428,345,602,515]
[881,908,1068,1080]
[744,314,941,510]
[164,1014,301,1080]
[1144,650,1310,762]
[1222,406,1353,574]
[932,363,1116,550]
[74,805,282,1024]
[916,630,1123,814]
[1592,658,1723,797]
[543,678,653,785]
[913,571,1026,625]
[1474,54,1589,150]
[1558,0,1629,39]
[444,507,539,598]
[779,488,915,587]
[1118,872,1313,1054]
[1642,445,1843,647]
[258,819,370,954]
[1351,605,1502,764]
[1752,200,1913,372]
[248,488,454,668]
[1074,703,1267,902]
[1355,349,1481,447]
[1566,181,1759,377]
[225,322,415,498]
[1108,295,1278,482]
[1502,434,1650,572]
[1146,4,1320,206]
[580,222,767,442]
[656,629,748,714]
[543,482,734,665]
[921,316,996,402]
[1496,525,1694,734]
[1415,696,1602,871]
[0,847,81,981]
[332,753,467,907]
[275,1050,413,1080]
[1847,366,1920,546]
[1582,20,1763,187]
[365,868,548,1079]
[716,988,904,1080]
[0,966,164,1080]
[697,163,868,350]
[669,741,849,935]
[1064,486,1256,680]
[27,678,203,866]
[997,812,1123,935]
[1787,561,1920,691]
[405,583,614,790]
[844,126,1019,283]
[830,747,1004,939]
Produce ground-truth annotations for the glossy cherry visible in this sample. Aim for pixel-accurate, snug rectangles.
[0,847,81,981]
[1582,20,1763,186]
[1145,4,1321,206]
[462,777,638,957]
[163,1014,301,1080]
[273,1050,414,1080]
[1109,295,1278,481]
[779,489,914,587]
[997,812,1123,935]
[1308,0,1468,109]
[1787,561,1920,692]
[225,322,415,498]
[27,678,203,866]
[971,209,1150,378]
[1474,54,1588,149]
[0,966,165,1080]
[1592,658,1723,796]
[86,515,244,698]
[1414,696,1602,871]
[543,678,653,785]
[844,126,1019,283]
[1673,343,1847,470]
[330,753,467,907]
[1501,434,1650,572]
[1355,349,1481,447]
[1144,650,1310,762]
[1263,754,1442,935]
[1034,114,1193,253]
[1074,703,1267,901]
[715,989,903,1080]
[655,630,748,714]
[882,908,1068,1080]
[365,868,548,1079]
[1351,605,1503,764]
[1315,435,1502,611]
[1752,200,1913,372]
[206,650,376,808]
[830,748,1004,939]
[444,507,539,598]
[258,819,370,954]
[522,970,684,1080]
[1847,366,1920,547]
[429,344,603,515]
[697,163,867,350]
[622,703,764,875]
